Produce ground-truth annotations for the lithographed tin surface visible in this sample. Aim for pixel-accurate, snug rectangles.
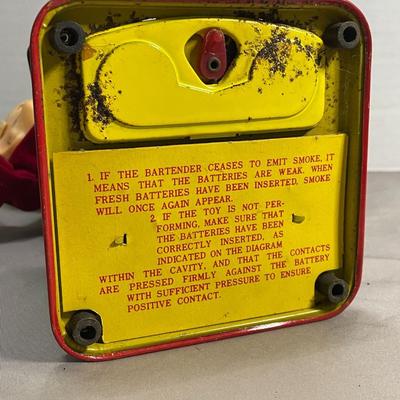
[29,0,371,361]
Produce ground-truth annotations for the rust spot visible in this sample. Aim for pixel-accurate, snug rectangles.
[89,15,119,34]
[247,27,321,85]
[88,12,142,34]
[232,9,320,34]
[85,82,115,130]
[55,55,85,139]
[83,50,118,131]
[249,27,292,80]
[81,44,97,61]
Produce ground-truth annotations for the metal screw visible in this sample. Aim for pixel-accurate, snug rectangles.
[316,271,349,304]
[323,21,361,50]
[67,311,102,346]
[50,21,86,54]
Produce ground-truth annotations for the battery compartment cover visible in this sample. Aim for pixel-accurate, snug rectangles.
[53,134,347,346]
[81,18,325,143]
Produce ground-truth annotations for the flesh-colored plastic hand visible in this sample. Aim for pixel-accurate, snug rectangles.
[0,100,34,161]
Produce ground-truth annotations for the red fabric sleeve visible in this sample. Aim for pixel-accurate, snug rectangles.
[0,128,40,211]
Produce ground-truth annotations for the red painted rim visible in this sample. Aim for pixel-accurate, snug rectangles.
[30,0,372,362]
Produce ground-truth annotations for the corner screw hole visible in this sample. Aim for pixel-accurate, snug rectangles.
[80,326,97,341]
[332,283,345,297]
[60,28,79,47]
[343,26,358,43]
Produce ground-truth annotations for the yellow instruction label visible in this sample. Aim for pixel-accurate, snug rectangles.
[53,134,347,344]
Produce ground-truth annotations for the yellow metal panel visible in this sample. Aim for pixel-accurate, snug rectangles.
[53,134,347,345]
[32,0,369,359]
[81,18,325,142]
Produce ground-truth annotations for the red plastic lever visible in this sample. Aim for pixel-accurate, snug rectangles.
[198,29,227,83]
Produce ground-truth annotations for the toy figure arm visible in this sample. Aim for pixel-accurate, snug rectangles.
[0,101,35,160]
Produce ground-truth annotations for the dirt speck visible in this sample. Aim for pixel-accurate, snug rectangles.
[249,27,292,80]
[247,27,321,84]
[57,55,85,139]
[88,11,143,34]
[233,8,320,34]
[85,81,115,130]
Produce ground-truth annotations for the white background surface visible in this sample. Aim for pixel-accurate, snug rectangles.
[0,0,399,171]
